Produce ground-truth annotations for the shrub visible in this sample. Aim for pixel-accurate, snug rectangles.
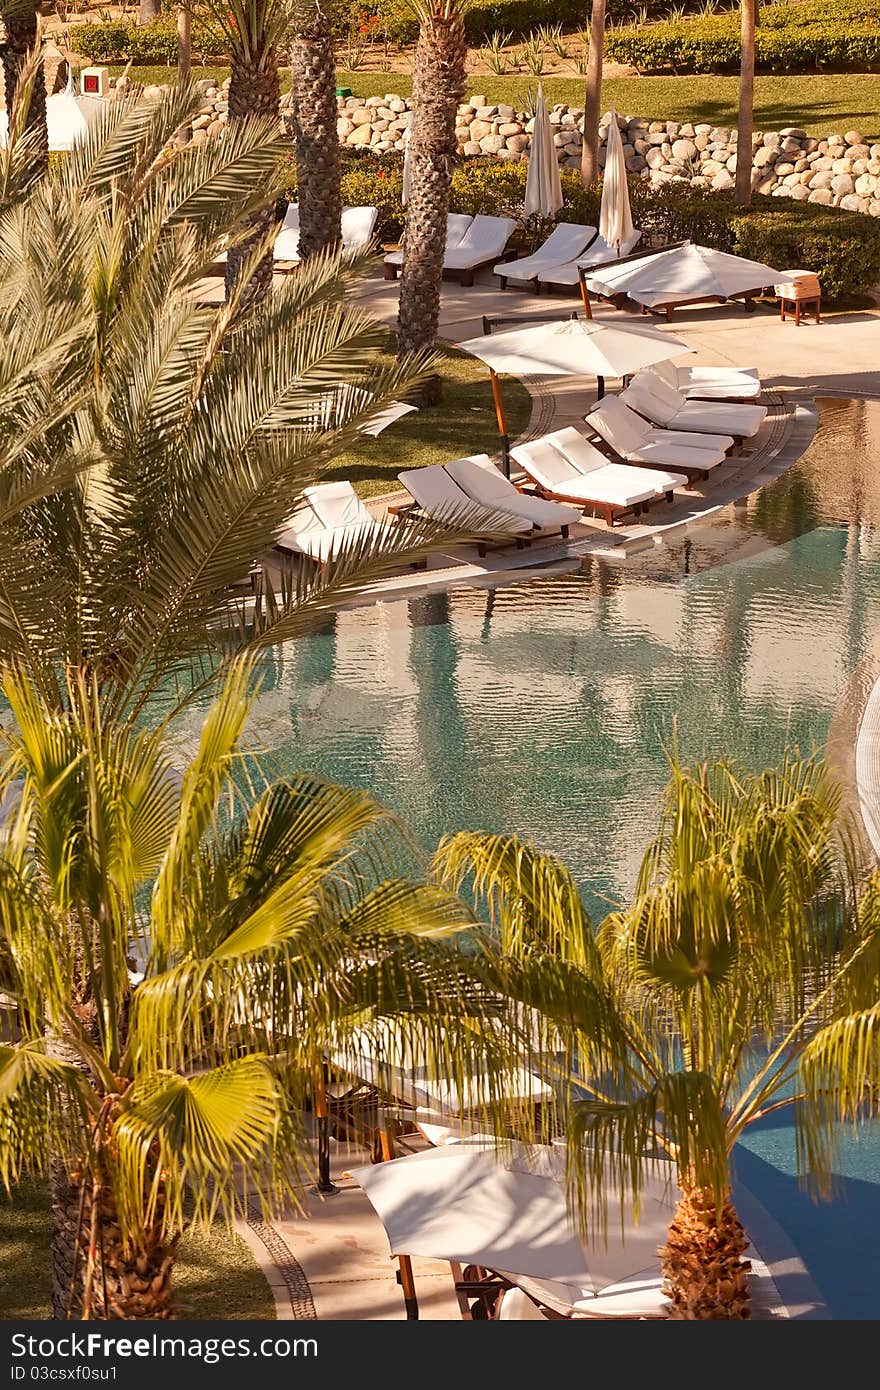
[604,0,880,74]
[731,202,880,300]
[74,17,227,65]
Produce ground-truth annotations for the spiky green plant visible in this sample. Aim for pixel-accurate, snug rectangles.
[0,659,520,1317]
[0,78,499,731]
[435,752,880,1318]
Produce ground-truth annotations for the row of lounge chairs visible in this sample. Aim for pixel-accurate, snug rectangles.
[275,365,767,556]
[385,214,518,286]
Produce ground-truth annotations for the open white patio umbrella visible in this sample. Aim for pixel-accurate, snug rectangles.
[524,82,563,219]
[599,107,634,256]
[458,314,689,469]
[584,240,796,313]
[352,1139,676,1316]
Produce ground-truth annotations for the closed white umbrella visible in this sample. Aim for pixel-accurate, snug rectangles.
[352,1139,676,1314]
[584,240,794,310]
[599,107,634,256]
[524,82,563,219]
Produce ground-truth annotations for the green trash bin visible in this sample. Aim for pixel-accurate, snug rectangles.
[336,86,352,98]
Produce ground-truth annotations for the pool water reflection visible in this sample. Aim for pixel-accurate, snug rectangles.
[239,398,880,1317]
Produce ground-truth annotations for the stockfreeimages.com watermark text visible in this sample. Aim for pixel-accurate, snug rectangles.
[10,1332,316,1372]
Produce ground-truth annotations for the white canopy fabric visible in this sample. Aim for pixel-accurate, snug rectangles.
[598,109,634,254]
[584,241,795,307]
[0,71,105,153]
[352,1139,677,1304]
[458,316,689,381]
[524,83,563,219]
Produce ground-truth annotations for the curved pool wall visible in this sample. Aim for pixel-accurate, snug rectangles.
[227,398,880,1319]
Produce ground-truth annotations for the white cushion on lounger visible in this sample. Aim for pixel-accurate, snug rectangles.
[341,204,379,251]
[444,454,580,529]
[497,1288,549,1320]
[622,375,766,437]
[399,463,531,534]
[573,1277,669,1319]
[540,427,611,476]
[586,397,729,469]
[648,359,761,400]
[443,215,517,270]
[494,223,597,282]
[303,481,373,530]
[384,214,473,269]
[535,228,642,286]
[511,438,684,507]
[273,202,301,261]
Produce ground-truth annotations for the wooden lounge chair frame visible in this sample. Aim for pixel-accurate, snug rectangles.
[581,422,712,486]
[386,496,531,557]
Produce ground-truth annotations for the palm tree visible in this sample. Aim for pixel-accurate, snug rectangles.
[580,0,607,187]
[435,752,880,1318]
[396,0,467,400]
[0,660,506,1318]
[0,79,478,731]
[0,1,47,169]
[203,0,289,300]
[734,0,757,205]
[289,0,342,258]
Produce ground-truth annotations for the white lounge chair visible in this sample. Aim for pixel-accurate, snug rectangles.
[444,454,580,538]
[442,215,518,285]
[585,396,732,480]
[384,213,474,276]
[620,373,767,440]
[494,222,598,289]
[219,203,379,268]
[394,463,532,553]
[511,435,687,527]
[647,358,761,402]
[535,228,643,289]
[496,1288,549,1320]
[573,1276,669,1320]
[275,481,387,562]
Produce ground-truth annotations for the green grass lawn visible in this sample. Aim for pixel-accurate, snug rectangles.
[0,1180,275,1320]
[327,349,532,499]
[115,67,880,138]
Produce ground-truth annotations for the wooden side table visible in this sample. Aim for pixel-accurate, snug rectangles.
[776,271,822,325]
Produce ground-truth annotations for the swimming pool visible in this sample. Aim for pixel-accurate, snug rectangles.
[243,397,880,1318]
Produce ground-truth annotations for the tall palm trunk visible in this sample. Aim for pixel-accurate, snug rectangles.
[1,1,48,171]
[733,0,756,205]
[138,0,161,21]
[224,53,281,305]
[396,2,467,401]
[580,0,607,187]
[290,4,342,259]
[659,1185,752,1318]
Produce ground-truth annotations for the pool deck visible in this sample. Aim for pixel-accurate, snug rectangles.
[236,1130,828,1322]
[229,266,878,1322]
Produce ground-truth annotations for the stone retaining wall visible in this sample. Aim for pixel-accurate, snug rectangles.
[136,76,880,218]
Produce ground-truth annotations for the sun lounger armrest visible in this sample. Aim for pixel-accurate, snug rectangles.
[387,501,416,518]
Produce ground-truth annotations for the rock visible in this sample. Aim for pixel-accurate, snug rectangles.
[794,158,810,173]
[808,188,834,205]
[647,131,667,145]
[479,134,505,154]
[389,98,407,113]
[763,132,781,148]
[497,104,515,120]
[350,107,373,125]
[207,120,222,138]
[626,153,648,172]
[830,173,855,194]
[346,125,372,146]
[469,95,487,109]
[192,113,211,131]
[498,122,522,136]
[700,158,725,176]
[753,145,777,168]
[365,95,384,107]
[667,121,681,138]
[855,172,878,195]
[671,137,697,161]
[469,119,491,140]
[826,133,845,147]
[780,137,802,153]
[831,157,854,173]
[808,171,834,189]
[839,193,862,210]
[645,147,666,169]
[190,128,207,145]
[846,143,871,161]
[780,127,807,140]
[811,156,834,171]
[709,126,730,144]
[463,141,482,156]
[694,132,711,151]
[756,175,777,195]
[788,183,810,200]
[844,129,865,145]
[869,200,880,216]
[775,162,795,177]
[711,168,734,191]
[506,134,529,153]
[475,106,497,119]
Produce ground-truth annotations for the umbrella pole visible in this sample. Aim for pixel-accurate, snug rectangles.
[597,375,605,400]
[312,1070,339,1195]
[578,268,593,320]
[488,367,511,478]
[379,1113,419,1320]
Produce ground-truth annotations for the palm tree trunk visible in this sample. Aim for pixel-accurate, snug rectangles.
[1,2,48,172]
[290,6,342,259]
[734,0,756,206]
[659,1185,752,1318]
[580,0,607,187]
[395,2,467,399]
[138,0,161,21]
[177,5,192,82]
[224,54,281,305]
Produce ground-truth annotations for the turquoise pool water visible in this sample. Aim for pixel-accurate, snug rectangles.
[240,397,880,1317]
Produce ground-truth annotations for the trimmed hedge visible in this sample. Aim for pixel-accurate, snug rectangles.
[280,153,880,297]
[605,1,880,74]
[74,18,227,65]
